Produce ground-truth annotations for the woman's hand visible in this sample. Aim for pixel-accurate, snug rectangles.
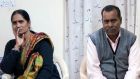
[14,28,25,50]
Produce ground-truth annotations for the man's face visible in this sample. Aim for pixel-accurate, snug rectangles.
[102,9,121,36]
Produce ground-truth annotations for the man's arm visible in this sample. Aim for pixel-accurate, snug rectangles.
[124,38,140,79]
[87,37,107,79]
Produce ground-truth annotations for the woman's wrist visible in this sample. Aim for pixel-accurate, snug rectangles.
[12,45,20,52]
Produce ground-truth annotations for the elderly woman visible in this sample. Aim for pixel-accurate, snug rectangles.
[0,9,60,79]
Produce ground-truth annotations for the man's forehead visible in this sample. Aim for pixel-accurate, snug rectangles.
[102,10,118,18]
[103,9,118,15]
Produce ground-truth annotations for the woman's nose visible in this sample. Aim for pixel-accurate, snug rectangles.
[16,23,21,28]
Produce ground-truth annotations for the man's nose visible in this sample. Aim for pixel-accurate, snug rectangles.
[108,21,113,27]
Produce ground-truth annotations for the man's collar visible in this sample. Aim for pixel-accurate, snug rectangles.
[105,30,121,43]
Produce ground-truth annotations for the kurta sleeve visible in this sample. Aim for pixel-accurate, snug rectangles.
[0,40,21,74]
[87,37,107,79]
[124,38,140,79]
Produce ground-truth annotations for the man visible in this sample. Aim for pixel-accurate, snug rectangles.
[87,5,140,79]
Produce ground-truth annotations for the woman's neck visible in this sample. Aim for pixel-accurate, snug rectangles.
[24,30,32,43]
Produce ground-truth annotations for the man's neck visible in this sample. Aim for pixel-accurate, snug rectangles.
[108,35,118,43]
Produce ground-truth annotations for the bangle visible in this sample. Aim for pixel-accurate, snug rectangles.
[12,47,20,52]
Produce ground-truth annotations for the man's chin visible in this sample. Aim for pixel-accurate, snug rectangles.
[107,33,118,36]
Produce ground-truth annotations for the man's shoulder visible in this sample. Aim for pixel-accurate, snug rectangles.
[121,28,137,46]
[89,28,103,38]
[88,28,104,44]
[121,28,136,37]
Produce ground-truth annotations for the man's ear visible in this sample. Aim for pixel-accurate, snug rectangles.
[120,17,122,23]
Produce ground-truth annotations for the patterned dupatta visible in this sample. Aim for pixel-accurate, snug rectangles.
[18,32,53,79]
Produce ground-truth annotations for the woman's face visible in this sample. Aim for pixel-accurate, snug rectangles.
[11,13,30,37]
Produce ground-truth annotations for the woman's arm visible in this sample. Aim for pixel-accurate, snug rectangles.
[35,40,59,79]
[0,40,21,74]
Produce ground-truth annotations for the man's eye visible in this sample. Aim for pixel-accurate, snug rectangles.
[111,19,117,23]
[12,21,16,25]
[104,20,109,23]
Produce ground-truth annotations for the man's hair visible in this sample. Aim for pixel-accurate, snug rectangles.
[101,5,122,21]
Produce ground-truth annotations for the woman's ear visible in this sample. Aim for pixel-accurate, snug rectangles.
[28,21,31,29]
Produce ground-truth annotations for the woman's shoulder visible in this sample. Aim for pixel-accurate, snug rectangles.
[5,39,15,47]
[35,39,53,49]
[30,31,53,52]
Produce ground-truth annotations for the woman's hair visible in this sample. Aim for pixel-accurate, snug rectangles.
[11,9,30,23]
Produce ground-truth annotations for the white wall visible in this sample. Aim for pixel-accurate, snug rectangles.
[0,0,64,58]
[136,0,140,43]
